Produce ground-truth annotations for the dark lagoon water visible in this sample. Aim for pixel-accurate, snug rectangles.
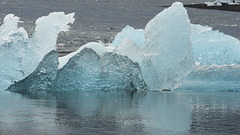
[1,0,240,134]
[1,90,240,135]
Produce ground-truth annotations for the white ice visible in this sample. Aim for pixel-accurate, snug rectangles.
[0,12,75,89]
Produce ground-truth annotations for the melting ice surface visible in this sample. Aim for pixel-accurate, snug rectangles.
[2,2,240,91]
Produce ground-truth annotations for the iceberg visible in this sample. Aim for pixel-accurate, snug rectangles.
[0,12,75,89]
[2,2,240,91]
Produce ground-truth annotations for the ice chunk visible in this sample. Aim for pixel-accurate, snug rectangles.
[191,24,240,65]
[110,25,145,47]
[0,12,75,89]
[177,65,240,91]
[141,2,194,90]
[8,50,59,91]
[54,48,146,91]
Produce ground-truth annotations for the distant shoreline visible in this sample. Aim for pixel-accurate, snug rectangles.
[162,3,240,12]
[184,3,240,12]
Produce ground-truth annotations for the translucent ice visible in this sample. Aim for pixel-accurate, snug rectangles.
[9,48,146,91]
[0,12,75,89]
[191,24,240,65]
[8,50,59,91]
[141,2,194,90]
[54,48,146,91]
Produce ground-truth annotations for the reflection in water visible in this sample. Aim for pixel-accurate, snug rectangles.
[0,90,240,134]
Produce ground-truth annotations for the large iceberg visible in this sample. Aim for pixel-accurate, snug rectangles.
[0,12,75,89]
[2,2,240,91]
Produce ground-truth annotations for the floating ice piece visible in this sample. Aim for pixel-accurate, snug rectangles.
[0,12,75,89]
[4,1,240,91]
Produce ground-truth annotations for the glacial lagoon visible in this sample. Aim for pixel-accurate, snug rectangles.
[1,0,240,134]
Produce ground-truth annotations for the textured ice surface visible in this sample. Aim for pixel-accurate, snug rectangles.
[54,48,146,91]
[112,2,195,90]
[191,24,240,65]
[177,65,240,91]
[8,51,59,91]
[141,2,194,90]
[0,12,75,89]
[8,48,146,91]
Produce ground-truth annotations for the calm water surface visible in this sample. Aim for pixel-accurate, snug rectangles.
[0,90,240,135]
